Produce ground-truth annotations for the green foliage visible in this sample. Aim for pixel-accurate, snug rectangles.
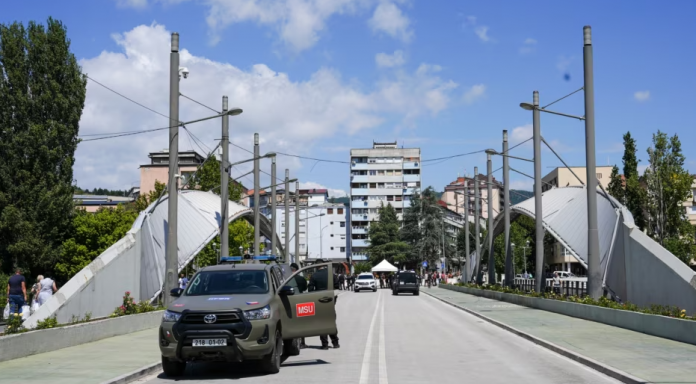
[193,220,254,270]
[418,188,444,267]
[455,283,694,320]
[0,18,87,276]
[190,155,244,201]
[607,165,624,203]
[399,192,422,263]
[4,313,27,334]
[74,187,128,197]
[36,315,59,329]
[135,180,167,212]
[367,203,410,265]
[643,131,695,264]
[55,205,138,281]
[353,262,372,274]
[110,291,159,317]
[0,273,8,307]
[622,132,646,230]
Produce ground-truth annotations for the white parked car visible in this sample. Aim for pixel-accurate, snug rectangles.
[354,273,377,292]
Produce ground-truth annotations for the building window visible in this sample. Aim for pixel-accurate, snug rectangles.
[327,208,333,214]
[331,247,334,250]
[340,222,346,227]
[369,170,376,175]
[340,247,346,252]
[597,173,602,179]
[330,222,334,225]
[387,195,394,201]
[369,183,377,189]
[338,208,343,214]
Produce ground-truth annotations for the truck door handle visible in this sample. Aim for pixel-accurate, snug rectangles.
[318,297,333,303]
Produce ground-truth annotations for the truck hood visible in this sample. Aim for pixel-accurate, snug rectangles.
[168,294,271,312]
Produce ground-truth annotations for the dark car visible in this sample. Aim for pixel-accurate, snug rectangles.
[392,272,419,296]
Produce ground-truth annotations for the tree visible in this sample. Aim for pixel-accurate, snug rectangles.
[55,205,138,281]
[607,166,624,203]
[399,192,422,263]
[418,187,443,268]
[192,219,254,271]
[643,131,695,264]
[622,132,646,230]
[190,155,244,202]
[134,181,167,212]
[0,19,87,275]
[367,203,410,265]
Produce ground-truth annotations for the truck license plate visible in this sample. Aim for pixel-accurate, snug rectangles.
[192,338,227,347]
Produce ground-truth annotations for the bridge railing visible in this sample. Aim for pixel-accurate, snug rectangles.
[513,278,588,297]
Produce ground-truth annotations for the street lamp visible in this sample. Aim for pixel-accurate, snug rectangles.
[320,225,329,261]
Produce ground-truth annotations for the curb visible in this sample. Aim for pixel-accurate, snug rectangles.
[100,361,161,384]
[422,290,646,384]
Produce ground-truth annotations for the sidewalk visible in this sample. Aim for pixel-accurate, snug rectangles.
[425,287,696,383]
[0,328,159,384]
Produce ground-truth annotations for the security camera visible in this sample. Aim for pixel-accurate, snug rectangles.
[179,67,189,79]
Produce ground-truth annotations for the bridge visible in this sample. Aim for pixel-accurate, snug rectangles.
[469,186,696,314]
[24,190,283,328]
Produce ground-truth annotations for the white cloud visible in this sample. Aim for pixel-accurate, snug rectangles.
[519,38,537,54]
[114,0,148,8]
[202,0,374,51]
[75,24,458,190]
[634,91,650,102]
[300,181,347,197]
[463,84,486,104]
[368,1,413,42]
[510,124,533,145]
[375,50,405,68]
[464,15,493,43]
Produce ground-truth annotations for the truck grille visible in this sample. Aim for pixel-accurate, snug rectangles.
[182,313,241,324]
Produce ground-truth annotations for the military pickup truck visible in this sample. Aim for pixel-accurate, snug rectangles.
[159,262,337,376]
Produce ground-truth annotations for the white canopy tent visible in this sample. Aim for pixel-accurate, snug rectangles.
[371,259,398,272]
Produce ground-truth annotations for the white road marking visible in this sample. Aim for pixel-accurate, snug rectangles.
[359,290,382,384]
[378,293,388,384]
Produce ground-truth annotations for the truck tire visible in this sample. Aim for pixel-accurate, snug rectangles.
[282,338,301,362]
[161,356,186,377]
[261,330,282,374]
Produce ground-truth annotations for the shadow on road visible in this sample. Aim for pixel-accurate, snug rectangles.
[154,359,330,381]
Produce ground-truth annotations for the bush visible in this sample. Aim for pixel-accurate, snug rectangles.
[110,291,160,317]
[36,315,59,330]
[453,283,696,320]
[4,313,27,335]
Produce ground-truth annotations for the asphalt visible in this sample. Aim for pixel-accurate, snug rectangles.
[135,288,618,384]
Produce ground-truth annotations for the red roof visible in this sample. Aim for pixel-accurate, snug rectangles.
[437,200,448,208]
[299,188,328,194]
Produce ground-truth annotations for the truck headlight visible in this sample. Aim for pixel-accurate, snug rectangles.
[162,310,181,322]
[244,305,271,320]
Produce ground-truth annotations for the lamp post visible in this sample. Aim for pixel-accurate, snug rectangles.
[320,224,329,260]
[474,167,481,284]
[253,134,260,257]
[271,157,277,257]
[502,130,512,287]
[295,181,300,264]
[464,180,470,284]
[284,169,290,262]
[486,152,495,284]
[219,96,244,260]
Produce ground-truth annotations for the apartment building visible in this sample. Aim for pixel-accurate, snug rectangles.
[684,177,696,227]
[272,189,349,264]
[349,142,421,261]
[541,165,614,192]
[441,175,503,220]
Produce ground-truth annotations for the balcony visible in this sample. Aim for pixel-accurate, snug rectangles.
[352,239,369,247]
[402,188,417,195]
[403,161,420,169]
[351,163,369,170]
[403,174,420,183]
[369,175,403,183]
[351,188,369,195]
[351,175,369,183]
[351,200,369,207]
[351,212,369,221]
[352,226,368,234]
[352,253,368,261]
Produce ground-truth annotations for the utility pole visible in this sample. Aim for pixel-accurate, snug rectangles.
[503,130,512,286]
[253,133,260,256]
[295,181,300,264]
[487,152,495,284]
[441,217,445,273]
[464,180,470,284]
[583,26,601,299]
[456,192,461,276]
[220,96,230,260]
[165,32,180,306]
[532,90,544,293]
[474,167,482,284]
[271,157,277,257]
[284,169,290,261]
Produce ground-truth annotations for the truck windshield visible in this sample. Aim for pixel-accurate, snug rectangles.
[399,273,417,283]
[186,270,269,295]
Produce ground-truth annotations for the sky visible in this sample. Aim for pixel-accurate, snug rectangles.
[3,0,696,196]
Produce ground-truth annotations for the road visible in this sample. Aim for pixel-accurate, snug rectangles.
[137,288,619,384]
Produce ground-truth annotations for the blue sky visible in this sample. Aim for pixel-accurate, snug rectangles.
[4,0,695,195]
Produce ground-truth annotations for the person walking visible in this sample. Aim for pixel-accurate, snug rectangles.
[338,273,345,290]
[6,269,27,315]
[552,272,561,295]
[31,276,42,309]
[37,275,57,306]
[178,273,189,290]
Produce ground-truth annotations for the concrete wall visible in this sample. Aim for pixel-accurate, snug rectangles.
[23,230,143,328]
[440,284,696,346]
[622,222,696,315]
[1,311,162,363]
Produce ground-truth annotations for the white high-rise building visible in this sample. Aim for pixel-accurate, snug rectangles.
[349,142,421,261]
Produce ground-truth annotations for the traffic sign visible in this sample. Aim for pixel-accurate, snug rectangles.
[422,261,428,267]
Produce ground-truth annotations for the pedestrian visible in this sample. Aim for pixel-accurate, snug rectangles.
[6,268,27,316]
[309,259,340,350]
[178,273,189,290]
[552,272,561,294]
[37,275,57,306]
[31,276,42,308]
[338,273,345,290]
